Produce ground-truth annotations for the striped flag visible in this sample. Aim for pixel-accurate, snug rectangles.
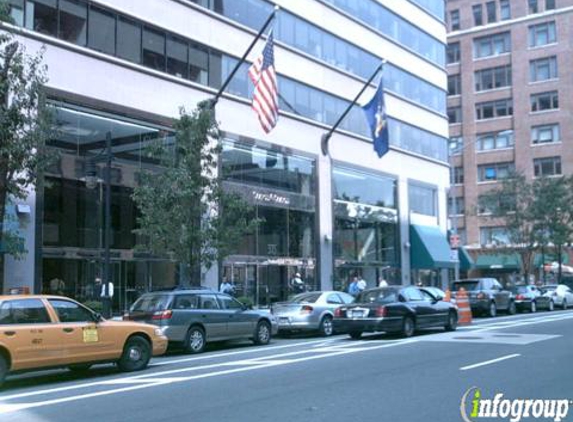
[248,31,278,133]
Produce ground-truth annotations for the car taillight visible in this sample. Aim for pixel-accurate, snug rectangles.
[477,292,486,299]
[300,305,313,315]
[334,307,343,317]
[515,294,525,300]
[375,306,387,317]
[152,310,173,320]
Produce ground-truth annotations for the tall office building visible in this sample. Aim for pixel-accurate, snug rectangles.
[446,0,573,281]
[4,0,450,309]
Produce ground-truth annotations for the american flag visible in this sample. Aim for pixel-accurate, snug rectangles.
[248,31,278,133]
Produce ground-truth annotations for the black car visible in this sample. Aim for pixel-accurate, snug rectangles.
[451,278,515,317]
[332,286,458,339]
[509,285,554,312]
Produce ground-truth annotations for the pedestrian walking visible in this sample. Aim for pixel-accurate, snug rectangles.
[220,278,236,295]
[290,272,305,294]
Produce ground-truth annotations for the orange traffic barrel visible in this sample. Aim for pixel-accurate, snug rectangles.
[455,287,472,325]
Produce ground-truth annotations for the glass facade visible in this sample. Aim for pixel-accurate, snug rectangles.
[42,103,177,312]
[332,166,400,292]
[221,140,317,306]
[408,0,445,21]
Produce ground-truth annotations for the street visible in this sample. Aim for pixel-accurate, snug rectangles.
[0,311,572,422]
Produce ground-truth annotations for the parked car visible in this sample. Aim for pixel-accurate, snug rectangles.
[509,285,554,312]
[0,295,168,387]
[125,289,278,353]
[332,286,458,339]
[451,278,515,317]
[540,284,573,310]
[271,291,355,336]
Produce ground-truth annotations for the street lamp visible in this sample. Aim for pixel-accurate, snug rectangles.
[83,131,113,318]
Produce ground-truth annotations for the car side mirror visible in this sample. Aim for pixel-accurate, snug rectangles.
[398,295,406,303]
[93,312,104,323]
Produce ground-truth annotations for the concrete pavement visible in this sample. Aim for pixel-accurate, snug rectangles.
[1,310,572,422]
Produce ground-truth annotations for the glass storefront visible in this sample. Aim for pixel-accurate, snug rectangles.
[332,165,401,292]
[221,139,317,306]
[42,102,177,312]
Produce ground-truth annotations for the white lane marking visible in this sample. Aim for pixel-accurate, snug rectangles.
[0,340,418,414]
[460,353,521,371]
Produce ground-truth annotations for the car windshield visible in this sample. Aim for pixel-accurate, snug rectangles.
[452,281,479,291]
[290,293,321,303]
[130,295,170,312]
[357,288,399,304]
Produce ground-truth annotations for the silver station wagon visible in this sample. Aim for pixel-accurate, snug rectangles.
[125,289,278,353]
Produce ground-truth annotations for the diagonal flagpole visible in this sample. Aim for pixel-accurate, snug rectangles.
[210,6,279,108]
[320,60,386,156]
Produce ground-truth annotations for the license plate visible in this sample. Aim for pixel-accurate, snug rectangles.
[278,317,290,324]
[351,310,364,318]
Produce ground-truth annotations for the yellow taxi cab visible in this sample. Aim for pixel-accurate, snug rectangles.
[0,295,168,387]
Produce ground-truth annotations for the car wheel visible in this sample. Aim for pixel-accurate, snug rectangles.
[318,315,334,337]
[68,364,92,372]
[117,335,151,372]
[507,301,516,315]
[253,321,271,345]
[349,331,362,340]
[445,311,458,332]
[0,355,7,388]
[184,326,206,354]
[402,316,415,338]
[488,301,497,318]
[548,300,554,312]
[530,301,537,313]
[563,299,567,311]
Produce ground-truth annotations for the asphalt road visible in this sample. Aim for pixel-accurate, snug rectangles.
[1,310,573,422]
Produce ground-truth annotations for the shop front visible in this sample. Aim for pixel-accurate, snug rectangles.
[41,102,177,312]
[332,166,401,291]
[221,139,317,306]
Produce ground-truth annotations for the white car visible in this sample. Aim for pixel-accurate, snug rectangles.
[540,284,573,310]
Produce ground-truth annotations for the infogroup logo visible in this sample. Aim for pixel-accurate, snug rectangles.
[460,387,571,422]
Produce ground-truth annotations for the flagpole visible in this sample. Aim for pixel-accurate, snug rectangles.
[210,6,279,108]
[321,60,386,156]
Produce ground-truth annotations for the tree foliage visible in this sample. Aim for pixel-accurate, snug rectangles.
[0,11,51,270]
[132,101,259,285]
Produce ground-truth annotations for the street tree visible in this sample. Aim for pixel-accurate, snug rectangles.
[477,173,537,282]
[132,101,259,285]
[0,6,51,292]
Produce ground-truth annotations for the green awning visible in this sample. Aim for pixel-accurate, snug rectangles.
[459,247,474,271]
[533,252,569,267]
[475,253,521,270]
[410,225,456,269]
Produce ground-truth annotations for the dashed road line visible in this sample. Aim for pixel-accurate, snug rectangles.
[460,353,521,371]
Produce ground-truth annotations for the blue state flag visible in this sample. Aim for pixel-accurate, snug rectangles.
[362,79,389,158]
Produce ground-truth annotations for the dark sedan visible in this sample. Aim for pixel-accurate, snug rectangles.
[509,285,554,312]
[333,286,458,339]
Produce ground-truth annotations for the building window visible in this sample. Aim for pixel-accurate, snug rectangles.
[448,74,461,96]
[480,227,510,245]
[476,99,513,120]
[449,137,463,155]
[531,124,560,144]
[529,56,558,82]
[448,107,462,124]
[534,157,561,176]
[546,0,556,10]
[87,5,115,55]
[450,9,460,31]
[447,42,461,64]
[473,32,511,58]
[117,17,141,64]
[142,26,166,71]
[451,166,464,184]
[486,1,497,23]
[472,4,483,26]
[474,65,512,91]
[409,183,437,216]
[25,0,57,36]
[529,22,556,47]
[166,35,188,78]
[476,130,514,151]
[58,0,87,46]
[7,0,24,26]
[500,0,511,20]
[189,43,209,85]
[528,0,539,13]
[530,91,559,112]
[448,197,465,215]
[478,162,515,182]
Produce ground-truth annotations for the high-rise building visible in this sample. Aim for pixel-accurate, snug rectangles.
[4,0,450,310]
[446,0,573,282]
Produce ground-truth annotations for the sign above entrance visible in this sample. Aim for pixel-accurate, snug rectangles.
[252,191,290,206]
[223,181,316,212]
